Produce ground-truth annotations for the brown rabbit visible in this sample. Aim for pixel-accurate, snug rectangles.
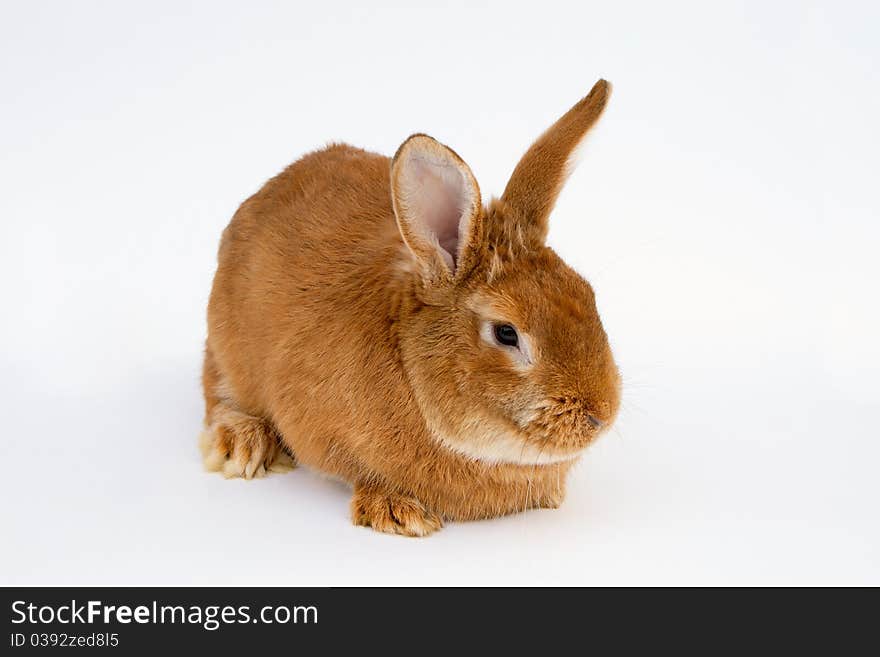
[200,79,621,536]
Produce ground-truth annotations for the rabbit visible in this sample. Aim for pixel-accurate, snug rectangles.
[200,79,621,536]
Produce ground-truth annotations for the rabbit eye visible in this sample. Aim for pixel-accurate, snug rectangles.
[493,323,519,348]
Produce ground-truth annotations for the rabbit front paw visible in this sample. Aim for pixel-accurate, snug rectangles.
[351,483,443,537]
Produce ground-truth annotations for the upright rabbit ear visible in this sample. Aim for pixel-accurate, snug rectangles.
[501,79,611,245]
[391,134,483,283]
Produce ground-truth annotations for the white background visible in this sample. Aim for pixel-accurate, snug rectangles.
[2,1,878,585]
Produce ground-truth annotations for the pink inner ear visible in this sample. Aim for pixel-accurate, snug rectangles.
[407,157,469,270]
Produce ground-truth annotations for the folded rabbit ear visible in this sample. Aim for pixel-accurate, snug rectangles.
[501,79,611,245]
[391,134,483,283]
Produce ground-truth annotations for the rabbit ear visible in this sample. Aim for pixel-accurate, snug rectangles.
[391,134,483,282]
[501,79,611,245]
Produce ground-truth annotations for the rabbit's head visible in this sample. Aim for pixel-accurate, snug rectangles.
[391,80,620,465]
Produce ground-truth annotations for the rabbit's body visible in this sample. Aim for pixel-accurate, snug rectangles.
[202,81,620,535]
[203,145,567,526]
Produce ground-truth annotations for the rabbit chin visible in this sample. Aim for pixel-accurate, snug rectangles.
[430,423,584,466]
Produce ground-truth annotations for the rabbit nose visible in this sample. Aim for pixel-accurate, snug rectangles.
[586,414,604,430]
